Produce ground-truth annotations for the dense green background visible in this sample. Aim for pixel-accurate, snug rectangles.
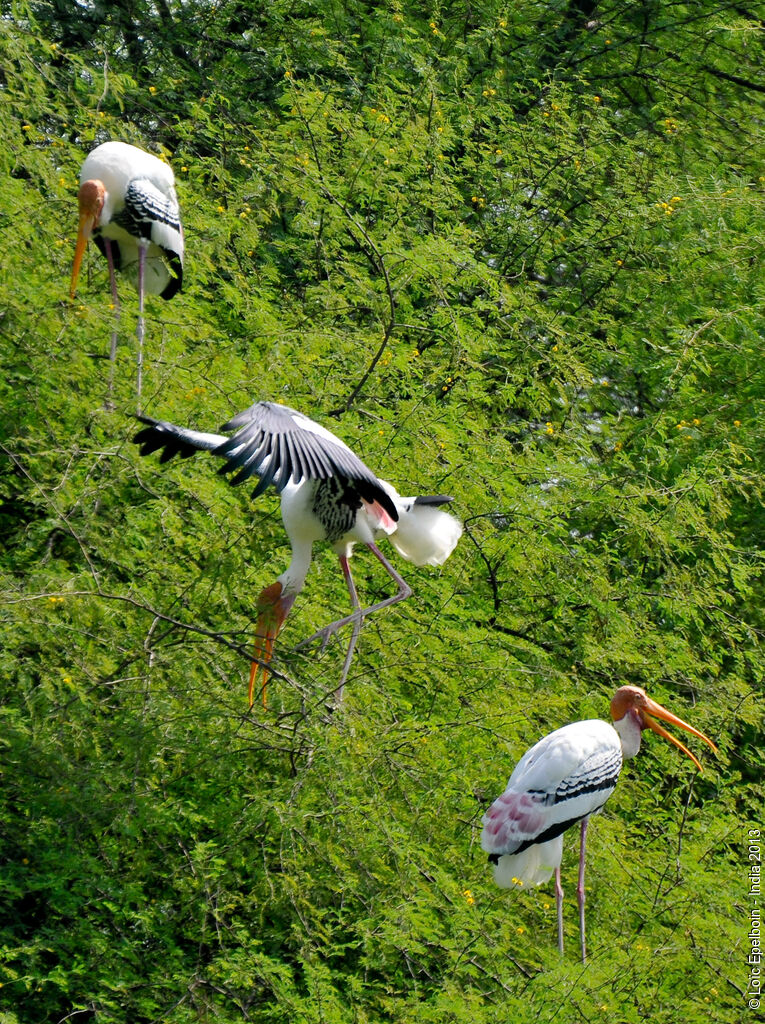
[1,1,762,1021]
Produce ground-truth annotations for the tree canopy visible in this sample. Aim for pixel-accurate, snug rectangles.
[1,1,763,1022]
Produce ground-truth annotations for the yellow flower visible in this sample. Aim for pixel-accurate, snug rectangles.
[149,85,157,94]
[463,889,475,905]
[614,441,623,451]
[22,124,32,131]
[616,259,623,266]
[517,926,525,934]
[217,205,225,213]
[734,419,741,427]
[593,95,601,103]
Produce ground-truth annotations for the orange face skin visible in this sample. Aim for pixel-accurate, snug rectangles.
[69,179,106,299]
[610,685,718,771]
[249,581,296,709]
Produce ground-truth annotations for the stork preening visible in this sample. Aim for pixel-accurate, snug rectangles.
[133,399,462,707]
[69,141,184,404]
[481,686,717,962]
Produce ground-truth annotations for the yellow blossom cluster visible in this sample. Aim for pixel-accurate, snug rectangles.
[185,386,207,399]
[48,596,65,604]
[657,196,682,216]
[544,422,554,435]
[463,889,475,905]
[471,195,485,208]
[663,117,678,134]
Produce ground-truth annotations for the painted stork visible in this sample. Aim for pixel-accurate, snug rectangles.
[132,399,462,707]
[69,141,184,402]
[481,686,717,962]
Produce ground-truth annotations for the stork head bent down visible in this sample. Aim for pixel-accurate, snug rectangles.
[610,685,718,770]
[70,179,106,299]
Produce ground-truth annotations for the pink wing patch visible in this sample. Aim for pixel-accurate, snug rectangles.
[481,792,546,855]
[363,499,396,533]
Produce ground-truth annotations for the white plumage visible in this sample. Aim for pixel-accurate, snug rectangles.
[72,141,183,299]
[481,687,717,962]
[69,141,184,402]
[482,719,622,888]
[133,399,463,707]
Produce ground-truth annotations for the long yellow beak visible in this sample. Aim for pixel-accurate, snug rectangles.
[641,695,718,771]
[69,212,95,300]
[249,583,294,709]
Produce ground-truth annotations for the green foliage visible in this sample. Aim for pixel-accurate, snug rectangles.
[1,1,762,1021]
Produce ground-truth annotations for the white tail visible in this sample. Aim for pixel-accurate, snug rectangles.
[491,836,564,889]
[379,482,462,566]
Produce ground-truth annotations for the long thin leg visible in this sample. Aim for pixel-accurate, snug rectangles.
[332,554,362,704]
[296,543,413,650]
[555,866,564,955]
[578,818,588,964]
[136,240,147,410]
[103,239,120,407]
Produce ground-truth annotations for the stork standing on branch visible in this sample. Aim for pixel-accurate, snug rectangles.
[481,686,717,962]
[133,399,462,707]
[69,141,184,404]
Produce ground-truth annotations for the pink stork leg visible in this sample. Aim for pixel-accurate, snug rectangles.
[136,240,148,410]
[103,238,120,406]
[555,866,564,955]
[297,543,413,665]
[333,554,361,704]
[578,818,588,964]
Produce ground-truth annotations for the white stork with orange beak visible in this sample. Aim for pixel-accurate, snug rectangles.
[481,686,717,962]
[69,141,184,401]
[132,399,462,707]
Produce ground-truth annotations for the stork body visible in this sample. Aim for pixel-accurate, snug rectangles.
[481,687,717,962]
[133,400,462,706]
[70,141,184,402]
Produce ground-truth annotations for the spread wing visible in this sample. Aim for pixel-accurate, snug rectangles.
[133,401,398,519]
[214,402,398,516]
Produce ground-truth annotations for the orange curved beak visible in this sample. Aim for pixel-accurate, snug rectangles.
[249,582,295,709]
[70,180,104,300]
[69,211,96,299]
[640,696,718,771]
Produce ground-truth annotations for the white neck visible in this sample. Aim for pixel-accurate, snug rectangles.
[278,538,313,598]
[613,710,643,760]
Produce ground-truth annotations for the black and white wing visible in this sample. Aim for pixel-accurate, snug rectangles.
[116,177,184,294]
[481,719,623,858]
[215,402,398,516]
[133,417,225,462]
[133,401,398,519]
